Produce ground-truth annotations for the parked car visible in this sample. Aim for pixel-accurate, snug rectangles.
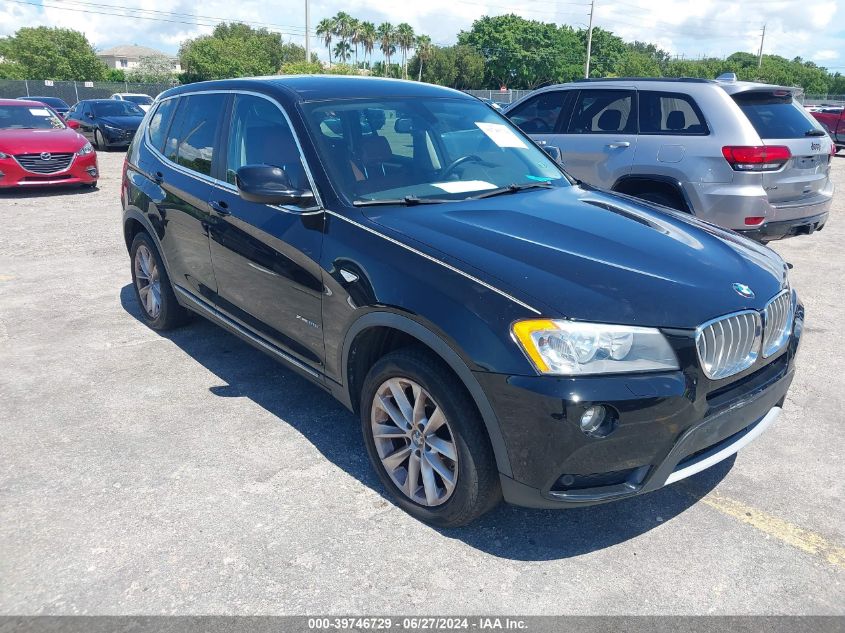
[66,99,145,150]
[0,99,97,189]
[810,106,844,153]
[504,76,835,242]
[477,96,504,111]
[16,96,72,118]
[122,76,801,526]
[110,93,154,112]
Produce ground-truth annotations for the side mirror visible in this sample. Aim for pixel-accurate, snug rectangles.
[66,119,80,129]
[543,145,563,164]
[394,118,413,134]
[235,165,315,206]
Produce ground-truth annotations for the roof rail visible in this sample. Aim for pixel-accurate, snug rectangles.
[572,77,713,83]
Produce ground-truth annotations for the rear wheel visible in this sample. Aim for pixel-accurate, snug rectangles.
[129,232,190,330]
[93,129,105,151]
[360,347,500,527]
[636,190,686,211]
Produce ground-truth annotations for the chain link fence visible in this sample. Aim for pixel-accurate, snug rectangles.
[0,79,177,105]
[464,89,533,105]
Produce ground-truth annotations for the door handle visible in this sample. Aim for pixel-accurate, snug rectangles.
[209,200,230,216]
[606,141,631,149]
[152,171,164,184]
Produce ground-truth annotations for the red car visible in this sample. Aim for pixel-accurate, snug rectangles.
[0,99,98,189]
[810,106,845,154]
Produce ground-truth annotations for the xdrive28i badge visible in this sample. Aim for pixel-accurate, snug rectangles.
[732,283,755,299]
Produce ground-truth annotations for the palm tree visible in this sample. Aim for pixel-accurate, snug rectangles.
[316,18,335,67]
[377,23,396,77]
[333,40,352,64]
[396,23,415,79]
[359,21,376,69]
[415,35,432,81]
[349,18,361,67]
[333,12,353,48]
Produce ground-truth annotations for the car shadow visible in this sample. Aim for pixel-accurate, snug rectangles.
[0,185,97,198]
[119,284,731,560]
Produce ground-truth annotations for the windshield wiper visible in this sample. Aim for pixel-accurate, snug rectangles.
[469,182,553,200]
[353,195,451,207]
[805,129,827,137]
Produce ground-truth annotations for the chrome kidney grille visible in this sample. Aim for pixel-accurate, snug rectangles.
[696,311,762,380]
[762,291,792,358]
[15,153,74,174]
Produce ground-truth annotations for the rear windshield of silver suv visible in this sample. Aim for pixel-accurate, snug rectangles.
[732,92,826,139]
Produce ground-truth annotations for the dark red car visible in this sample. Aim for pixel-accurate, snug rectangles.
[810,106,845,154]
[0,99,98,189]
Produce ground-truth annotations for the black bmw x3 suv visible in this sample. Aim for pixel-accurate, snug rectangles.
[121,76,802,526]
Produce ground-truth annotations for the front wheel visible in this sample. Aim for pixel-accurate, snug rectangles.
[360,347,501,527]
[93,129,105,151]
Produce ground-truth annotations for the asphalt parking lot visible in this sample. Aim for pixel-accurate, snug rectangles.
[1,150,843,615]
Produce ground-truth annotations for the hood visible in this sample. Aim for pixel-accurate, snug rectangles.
[98,116,143,129]
[0,127,88,154]
[363,185,788,328]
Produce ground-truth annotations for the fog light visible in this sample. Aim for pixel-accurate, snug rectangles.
[580,405,606,434]
[86,167,98,177]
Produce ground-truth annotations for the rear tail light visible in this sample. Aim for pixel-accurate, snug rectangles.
[722,145,791,171]
[744,216,765,226]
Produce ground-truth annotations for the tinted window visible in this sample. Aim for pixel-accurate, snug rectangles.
[304,98,566,203]
[24,97,69,109]
[92,101,145,117]
[508,91,567,134]
[225,94,306,190]
[124,95,153,105]
[148,98,178,152]
[567,89,636,134]
[164,93,226,176]
[733,92,825,139]
[0,104,65,130]
[639,91,708,135]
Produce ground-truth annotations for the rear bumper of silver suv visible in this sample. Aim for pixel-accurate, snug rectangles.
[738,210,829,242]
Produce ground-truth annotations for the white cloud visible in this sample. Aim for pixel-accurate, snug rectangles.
[1,0,841,70]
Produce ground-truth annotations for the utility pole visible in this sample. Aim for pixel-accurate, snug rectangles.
[757,23,766,70]
[584,0,595,78]
[305,0,311,64]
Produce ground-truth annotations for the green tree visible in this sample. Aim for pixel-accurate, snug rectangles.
[126,55,175,83]
[458,14,581,89]
[578,26,626,78]
[396,23,415,79]
[614,51,661,78]
[0,27,106,80]
[359,22,377,68]
[408,45,484,88]
[377,23,397,76]
[280,61,323,75]
[316,17,336,66]
[414,35,433,82]
[179,22,293,82]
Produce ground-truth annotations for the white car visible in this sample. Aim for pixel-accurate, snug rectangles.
[110,93,154,112]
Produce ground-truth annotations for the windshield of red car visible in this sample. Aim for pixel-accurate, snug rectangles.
[0,105,66,130]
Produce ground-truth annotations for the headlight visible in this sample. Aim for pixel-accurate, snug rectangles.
[103,124,122,133]
[76,143,94,156]
[0,151,9,159]
[512,319,679,375]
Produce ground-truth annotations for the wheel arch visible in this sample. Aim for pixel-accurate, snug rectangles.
[339,311,513,478]
[612,174,693,213]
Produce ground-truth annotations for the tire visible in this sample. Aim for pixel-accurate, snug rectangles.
[129,231,190,330]
[360,347,501,527]
[636,190,686,211]
[94,129,105,151]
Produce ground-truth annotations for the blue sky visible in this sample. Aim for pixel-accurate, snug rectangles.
[1,0,843,72]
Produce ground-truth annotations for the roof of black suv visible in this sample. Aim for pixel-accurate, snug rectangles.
[159,75,469,103]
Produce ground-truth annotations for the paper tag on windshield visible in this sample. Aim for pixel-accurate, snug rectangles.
[29,108,50,116]
[475,122,527,149]
[432,180,497,193]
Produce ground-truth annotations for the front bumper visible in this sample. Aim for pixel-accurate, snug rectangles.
[0,153,98,188]
[478,307,802,509]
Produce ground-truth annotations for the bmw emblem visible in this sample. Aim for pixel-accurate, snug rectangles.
[40,152,52,161]
[732,283,755,299]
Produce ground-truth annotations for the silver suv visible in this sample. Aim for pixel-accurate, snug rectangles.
[504,77,834,242]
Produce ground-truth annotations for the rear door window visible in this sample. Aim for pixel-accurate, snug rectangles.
[567,89,636,134]
[507,91,569,134]
[163,93,226,176]
[733,92,825,139]
[639,91,708,135]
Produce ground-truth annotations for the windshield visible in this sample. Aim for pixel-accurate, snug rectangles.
[303,97,567,204]
[26,97,69,109]
[733,92,826,139]
[0,105,66,130]
[123,95,153,105]
[92,101,145,117]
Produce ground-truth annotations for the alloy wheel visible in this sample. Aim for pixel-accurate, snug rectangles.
[134,244,162,319]
[370,377,458,506]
